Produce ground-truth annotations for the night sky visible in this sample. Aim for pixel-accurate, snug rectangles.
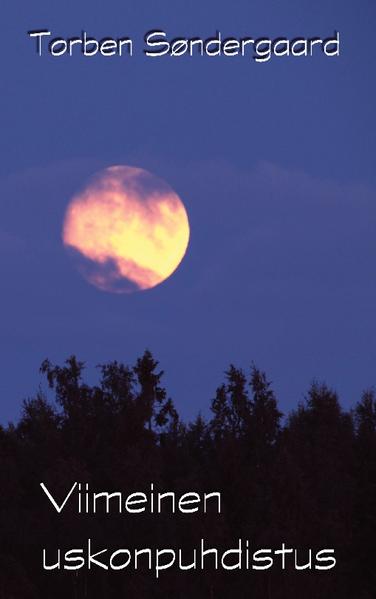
[1,0,375,423]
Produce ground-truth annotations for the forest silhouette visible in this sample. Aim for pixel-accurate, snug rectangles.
[0,350,375,598]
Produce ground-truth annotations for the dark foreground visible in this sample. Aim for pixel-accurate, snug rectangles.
[0,351,375,598]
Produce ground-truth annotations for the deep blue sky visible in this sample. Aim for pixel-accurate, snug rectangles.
[0,0,375,423]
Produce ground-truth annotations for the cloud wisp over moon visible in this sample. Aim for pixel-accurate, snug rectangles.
[62,165,190,293]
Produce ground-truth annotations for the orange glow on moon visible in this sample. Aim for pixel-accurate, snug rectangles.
[62,166,190,293]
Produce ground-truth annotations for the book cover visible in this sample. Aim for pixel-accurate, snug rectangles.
[0,2,374,597]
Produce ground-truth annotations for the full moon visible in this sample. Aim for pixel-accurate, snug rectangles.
[62,166,190,293]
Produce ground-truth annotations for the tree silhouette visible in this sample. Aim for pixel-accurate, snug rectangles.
[0,353,372,598]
